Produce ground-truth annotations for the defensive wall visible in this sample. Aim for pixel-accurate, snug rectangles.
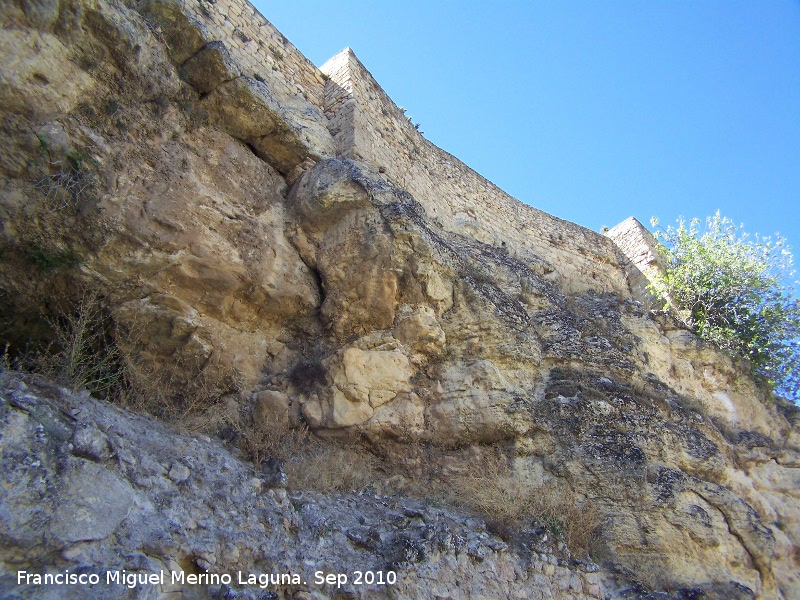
[167,0,327,109]
[606,217,668,308]
[320,49,634,296]
[137,0,659,300]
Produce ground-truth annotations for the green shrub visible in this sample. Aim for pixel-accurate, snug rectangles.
[650,212,800,400]
[26,245,83,271]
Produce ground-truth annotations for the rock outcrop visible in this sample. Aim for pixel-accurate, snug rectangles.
[1,370,612,600]
[0,0,798,598]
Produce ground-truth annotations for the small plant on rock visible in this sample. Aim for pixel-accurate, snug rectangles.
[26,245,83,271]
[18,290,127,398]
[31,135,97,210]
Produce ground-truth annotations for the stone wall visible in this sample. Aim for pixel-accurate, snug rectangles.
[606,217,667,308]
[171,0,327,109]
[321,49,633,297]
[319,48,357,158]
[141,0,650,299]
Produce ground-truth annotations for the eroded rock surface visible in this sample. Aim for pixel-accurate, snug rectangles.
[0,371,607,600]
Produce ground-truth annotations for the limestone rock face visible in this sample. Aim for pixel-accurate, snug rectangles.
[289,159,401,339]
[427,359,531,445]
[203,76,334,174]
[0,0,61,31]
[0,29,95,114]
[0,0,798,598]
[180,41,241,94]
[0,372,605,600]
[394,305,446,359]
[92,125,321,391]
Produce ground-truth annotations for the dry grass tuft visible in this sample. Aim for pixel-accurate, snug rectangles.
[239,418,376,492]
[6,289,245,433]
[234,409,376,493]
[237,418,310,468]
[443,451,601,557]
[122,355,242,428]
[285,441,376,493]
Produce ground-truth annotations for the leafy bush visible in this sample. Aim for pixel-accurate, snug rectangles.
[650,212,800,400]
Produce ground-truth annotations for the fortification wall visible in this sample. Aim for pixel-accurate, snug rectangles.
[320,49,357,158]
[172,0,327,108]
[321,50,632,297]
[606,217,667,308]
[140,0,645,299]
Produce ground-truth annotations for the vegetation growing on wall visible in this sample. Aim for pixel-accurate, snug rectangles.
[650,212,800,400]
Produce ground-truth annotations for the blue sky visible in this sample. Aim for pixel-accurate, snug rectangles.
[255,1,800,275]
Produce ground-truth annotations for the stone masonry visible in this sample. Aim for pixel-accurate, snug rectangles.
[606,217,668,308]
[321,48,634,297]
[140,0,658,300]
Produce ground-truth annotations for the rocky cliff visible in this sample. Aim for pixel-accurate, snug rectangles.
[1,1,799,598]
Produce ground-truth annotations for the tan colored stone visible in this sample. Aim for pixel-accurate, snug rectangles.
[394,305,446,357]
[203,76,285,140]
[254,390,290,429]
[364,393,425,441]
[140,0,210,64]
[0,0,59,30]
[330,388,373,428]
[368,389,397,408]
[290,159,371,229]
[301,398,325,429]
[0,30,94,114]
[180,41,241,94]
[621,312,779,436]
[321,48,631,297]
[415,264,453,312]
[341,347,412,394]
[204,76,333,174]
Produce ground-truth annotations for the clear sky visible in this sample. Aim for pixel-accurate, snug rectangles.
[255,0,800,273]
